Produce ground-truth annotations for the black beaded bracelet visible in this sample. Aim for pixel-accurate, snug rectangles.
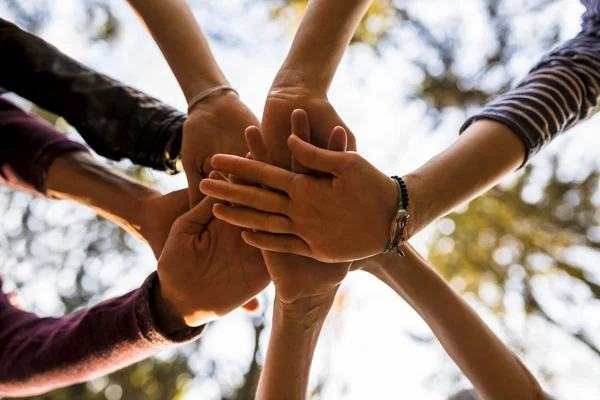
[391,175,409,211]
[383,176,410,257]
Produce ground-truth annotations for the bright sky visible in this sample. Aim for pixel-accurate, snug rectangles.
[2,0,600,399]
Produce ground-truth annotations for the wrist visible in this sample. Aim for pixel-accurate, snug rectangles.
[186,75,229,102]
[378,176,401,253]
[400,172,425,240]
[151,279,191,336]
[271,68,329,97]
[274,292,337,328]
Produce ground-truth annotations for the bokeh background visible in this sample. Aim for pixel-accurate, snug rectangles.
[1,0,600,399]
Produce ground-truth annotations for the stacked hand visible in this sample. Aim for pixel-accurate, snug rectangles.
[261,80,357,169]
[199,122,399,263]
[182,92,260,207]
[228,110,352,306]
[155,173,270,329]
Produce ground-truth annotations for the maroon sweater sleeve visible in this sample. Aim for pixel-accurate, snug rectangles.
[0,97,89,196]
[0,98,205,395]
[0,273,205,397]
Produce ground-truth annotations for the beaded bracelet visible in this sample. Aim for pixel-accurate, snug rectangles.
[383,176,410,257]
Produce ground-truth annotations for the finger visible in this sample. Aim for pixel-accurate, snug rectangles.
[287,133,347,176]
[241,231,312,258]
[213,204,294,234]
[175,192,219,235]
[149,188,190,258]
[245,126,272,164]
[228,153,255,186]
[206,171,231,203]
[291,109,311,174]
[241,298,260,313]
[210,155,296,193]
[327,125,348,152]
[200,179,291,215]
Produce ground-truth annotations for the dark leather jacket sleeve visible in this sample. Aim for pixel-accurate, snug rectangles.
[0,18,184,173]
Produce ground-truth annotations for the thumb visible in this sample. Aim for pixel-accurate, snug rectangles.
[175,173,229,234]
[287,132,346,176]
[291,109,312,174]
[241,297,260,313]
[327,125,348,152]
[174,193,219,235]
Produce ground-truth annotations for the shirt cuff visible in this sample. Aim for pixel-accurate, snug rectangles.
[135,272,206,347]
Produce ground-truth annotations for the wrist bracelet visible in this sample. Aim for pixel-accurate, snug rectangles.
[383,176,410,257]
[187,85,239,113]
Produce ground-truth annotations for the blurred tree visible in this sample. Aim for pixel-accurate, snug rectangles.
[26,356,192,400]
[266,0,562,115]
[2,0,593,399]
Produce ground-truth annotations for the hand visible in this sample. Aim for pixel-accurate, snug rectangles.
[137,189,190,259]
[200,127,399,263]
[182,92,259,207]
[156,173,269,327]
[211,111,352,305]
[261,80,357,170]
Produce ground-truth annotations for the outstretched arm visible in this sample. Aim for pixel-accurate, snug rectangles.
[127,0,260,206]
[0,97,187,258]
[361,248,549,400]
[126,0,227,101]
[275,0,373,93]
[404,1,600,238]
[260,0,372,169]
[0,18,185,173]
[229,114,352,400]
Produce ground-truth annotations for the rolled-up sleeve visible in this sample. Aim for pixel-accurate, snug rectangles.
[0,98,89,196]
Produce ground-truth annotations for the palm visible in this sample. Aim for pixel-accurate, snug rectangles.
[200,220,269,314]
[159,217,269,322]
[261,91,356,170]
[183,93,259,206]
[138,189,190,259]
[255,103,352,304]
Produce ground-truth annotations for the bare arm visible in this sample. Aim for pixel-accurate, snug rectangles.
[404,119,525,238]
[126,0,259,207]
[405,2,600,239]
[126,0,227,100]
[261,0,372,169]
[362,248,548,400]
[275,0,373,93]
[256,293,336,400]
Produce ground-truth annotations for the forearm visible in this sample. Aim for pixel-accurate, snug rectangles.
[127,0,228,101]
[404,119,525,238]
[367,248,544,400]
[0,18,185,172]
[46,151,158,241]
[406,5,600,239]
[256,295,335,400]
[275,0,372,92]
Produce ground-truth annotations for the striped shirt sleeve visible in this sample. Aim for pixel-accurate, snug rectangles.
[460,0,600,164]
